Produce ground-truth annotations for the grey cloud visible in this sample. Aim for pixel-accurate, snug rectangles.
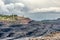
[3,0,21,4]
[0,0,60,15]
[2,0,60,8]
[5,3,30,15]
[0,0,30,15]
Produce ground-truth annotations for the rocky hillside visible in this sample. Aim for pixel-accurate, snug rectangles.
[0,17,60,39]
[0,15,31,24]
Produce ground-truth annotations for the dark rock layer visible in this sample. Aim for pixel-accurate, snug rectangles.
[0,18,60,39]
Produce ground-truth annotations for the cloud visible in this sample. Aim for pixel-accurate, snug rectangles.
[31,7,60,12]
[0,0,60,15]
[0,0,29,15]
[0,0,9,15]
[5,3,27,15]
[21,0,60,8]
[3,0,23,4]
[3,0,60,8]
[0,0,4,6]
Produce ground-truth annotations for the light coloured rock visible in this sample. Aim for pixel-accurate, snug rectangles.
[29,32,60,40]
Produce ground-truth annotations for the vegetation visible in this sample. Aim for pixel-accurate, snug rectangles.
[0,14,18,21]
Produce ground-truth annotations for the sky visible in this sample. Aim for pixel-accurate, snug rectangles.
[0,0,60,20]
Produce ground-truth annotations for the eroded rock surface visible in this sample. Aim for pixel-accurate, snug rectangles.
[0,18,60,39]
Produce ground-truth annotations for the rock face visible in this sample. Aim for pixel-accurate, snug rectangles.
[0,18,60,39]
[16,16,31,24]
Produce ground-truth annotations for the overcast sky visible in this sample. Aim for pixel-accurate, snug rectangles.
[0,0,60,15]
